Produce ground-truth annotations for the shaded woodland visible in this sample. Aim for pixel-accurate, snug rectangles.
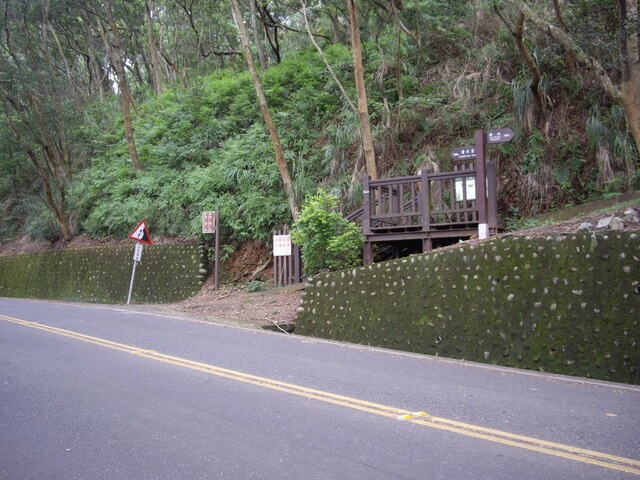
[1,0,638,248]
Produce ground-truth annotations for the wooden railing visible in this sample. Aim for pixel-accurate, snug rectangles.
[358,160,498,264]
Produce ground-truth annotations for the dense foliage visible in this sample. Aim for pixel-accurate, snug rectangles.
[292,189,364,275]
[1,0,638,250]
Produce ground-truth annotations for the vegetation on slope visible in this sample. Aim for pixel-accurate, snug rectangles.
[0,1,638,252]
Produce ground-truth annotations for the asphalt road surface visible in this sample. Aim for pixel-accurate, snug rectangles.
[1,298,639,479]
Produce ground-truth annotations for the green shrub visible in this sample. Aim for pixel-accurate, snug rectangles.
[292,189,363,276]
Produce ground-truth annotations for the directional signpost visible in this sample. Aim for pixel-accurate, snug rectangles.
[127,220,153,305]
[451,128,516,240]
[450,146,476,161]
[485,128,515,144]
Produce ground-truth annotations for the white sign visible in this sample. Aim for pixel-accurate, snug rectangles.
[133,242,144,262]
[455,177,476,201]
[202,211,217,234]
[478,223,489,239]
[128,219,152,244]
[273,234,292,257]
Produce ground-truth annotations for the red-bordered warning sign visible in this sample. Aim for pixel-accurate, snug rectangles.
[129,220,153,245]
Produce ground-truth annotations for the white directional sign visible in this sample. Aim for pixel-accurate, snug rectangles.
[485,128,516,144]
[451,146,477,160]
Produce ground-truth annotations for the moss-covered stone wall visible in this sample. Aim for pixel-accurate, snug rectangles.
[0,243,206,304]
[296,232,640,384]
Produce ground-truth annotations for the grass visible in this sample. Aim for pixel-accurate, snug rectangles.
[506,192,640,233]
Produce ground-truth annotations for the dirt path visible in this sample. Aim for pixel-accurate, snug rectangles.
[165,282,304,329]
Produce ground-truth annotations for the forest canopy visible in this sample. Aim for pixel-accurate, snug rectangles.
[1,0,638,246]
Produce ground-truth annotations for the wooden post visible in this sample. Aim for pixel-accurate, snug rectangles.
[362,175,371,235]
[392,184,400,224]
[475,130,488,239]
[293,243,302,283]
[214,210,220,290]
[421,169,431,232]
[487,160,498,232]
[364,242,373,265]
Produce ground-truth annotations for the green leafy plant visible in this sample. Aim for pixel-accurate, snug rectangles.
[245,280,267,293]
[292,189,363,276]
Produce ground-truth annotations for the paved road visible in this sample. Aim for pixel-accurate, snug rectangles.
[1,298,639,479]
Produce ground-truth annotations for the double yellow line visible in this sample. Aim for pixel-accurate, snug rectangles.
[2,313,639,476]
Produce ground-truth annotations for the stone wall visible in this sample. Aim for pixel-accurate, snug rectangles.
[296,232,640,384]
[0,243,206,304]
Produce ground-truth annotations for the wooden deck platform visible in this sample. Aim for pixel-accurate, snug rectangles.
[354,157,500,264]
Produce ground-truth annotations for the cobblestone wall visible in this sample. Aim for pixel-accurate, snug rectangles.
[296,232,640,384]
[0,243,206,304]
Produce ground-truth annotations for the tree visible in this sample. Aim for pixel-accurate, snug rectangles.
[250,0,269,69]
[347,0,378,179]
[505,0,640,157]
[0,0,88,240]
[145,0,163,95]
[493,8,547,128]
[230,0,299,220]
[98,0,143,174]
[301,0,357,114]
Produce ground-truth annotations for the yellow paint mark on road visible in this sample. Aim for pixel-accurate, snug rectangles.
[2,313,639,476]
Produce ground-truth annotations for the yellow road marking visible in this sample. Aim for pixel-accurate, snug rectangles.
[2,313,639,476]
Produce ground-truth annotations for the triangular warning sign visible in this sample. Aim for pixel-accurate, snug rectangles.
[129,220,153,245]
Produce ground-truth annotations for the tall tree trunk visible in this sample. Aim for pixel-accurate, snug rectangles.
[100,0,143,174]
[230,0,299,220]
[250,0,268,69]
[301,1,357,115]
[619,0,640,153]
[145,0,163,95]
[347,0,378,180]
[620,70,640,154]
[509,0,640,156]
[39,169,73,242]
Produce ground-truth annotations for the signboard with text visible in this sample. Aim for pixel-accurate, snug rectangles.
[202,211,217,234]
[485,128,515,144]
[455,177,476,202]
[133,242,143,262]
[451,146,476,161]
[273,234,292,257]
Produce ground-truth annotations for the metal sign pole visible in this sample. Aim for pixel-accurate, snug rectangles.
[127,243,143,305]
[127,261,137,305]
